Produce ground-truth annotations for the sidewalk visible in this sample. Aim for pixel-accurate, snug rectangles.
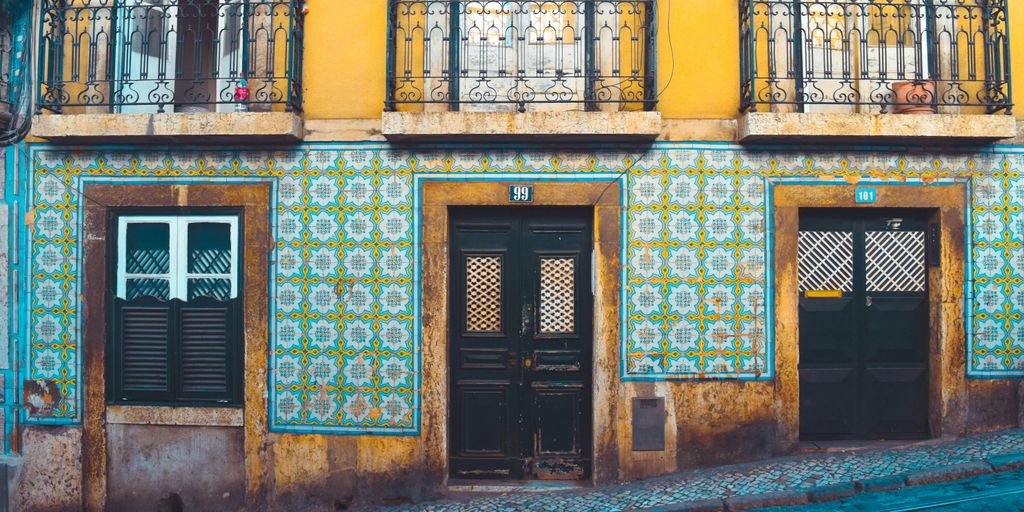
[381,429,1024,511]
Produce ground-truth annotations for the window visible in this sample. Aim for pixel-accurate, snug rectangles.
[109,214,242,405]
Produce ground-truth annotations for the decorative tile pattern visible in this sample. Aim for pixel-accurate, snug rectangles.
[969,157,1024,376]
[20,144,1024,429]
[625,154,769,378]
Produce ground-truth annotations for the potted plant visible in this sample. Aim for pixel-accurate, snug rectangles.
[891,80,937,114]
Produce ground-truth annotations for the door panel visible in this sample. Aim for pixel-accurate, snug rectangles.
[450,207,592,480]
[798,209,929,440]
[457,385,510,455]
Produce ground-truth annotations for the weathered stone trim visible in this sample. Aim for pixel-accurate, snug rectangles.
[420,180,622,485]
[79,183,272,511]
[772,183,967,438]
[105,406,244,427]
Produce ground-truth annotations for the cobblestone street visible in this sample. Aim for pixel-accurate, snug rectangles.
[381,429,1024,511]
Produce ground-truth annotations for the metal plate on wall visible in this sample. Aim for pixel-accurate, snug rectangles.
[632,397,665,451]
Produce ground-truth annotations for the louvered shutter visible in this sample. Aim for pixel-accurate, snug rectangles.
[112,214,241,405]
[178,301,236,398]
[115,301,173,400]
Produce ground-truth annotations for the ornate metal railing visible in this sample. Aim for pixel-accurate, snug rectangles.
[38,0,303,114]
[740,0,1012,114]
[386,0,657,112]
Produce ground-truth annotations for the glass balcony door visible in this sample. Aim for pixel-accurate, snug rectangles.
[116,0,243,113]
[798,0,933,114]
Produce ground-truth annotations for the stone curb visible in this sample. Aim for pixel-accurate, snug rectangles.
[987,453,1024,472]
[724,490,809,511]
[903,461,993,487]
[854,475,904,493]
[627,498,726,512]
[632,452,1024,512]
[806,482,856,503]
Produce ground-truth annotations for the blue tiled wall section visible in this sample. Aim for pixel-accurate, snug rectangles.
[19,144,1024,434]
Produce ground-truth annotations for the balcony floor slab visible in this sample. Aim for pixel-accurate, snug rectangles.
[32,112,304,144]
[382,111,662,142]
[738,112,1018,145]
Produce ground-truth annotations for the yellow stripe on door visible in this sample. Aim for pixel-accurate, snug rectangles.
[804,290,843,298]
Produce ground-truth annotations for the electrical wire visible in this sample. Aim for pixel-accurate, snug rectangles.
[0,1,33,147]
[656,0,675,99]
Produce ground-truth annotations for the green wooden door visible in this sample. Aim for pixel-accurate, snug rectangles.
[798,209,929,440]
[449,207,593,480]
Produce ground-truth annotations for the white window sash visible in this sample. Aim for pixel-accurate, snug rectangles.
[117,215,239,301]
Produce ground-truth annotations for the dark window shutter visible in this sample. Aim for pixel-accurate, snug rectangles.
[117,304,172,396]
[178,303,234,396]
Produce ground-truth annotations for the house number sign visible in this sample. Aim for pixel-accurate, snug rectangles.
[509,185,534,203]
[855,188,877,203]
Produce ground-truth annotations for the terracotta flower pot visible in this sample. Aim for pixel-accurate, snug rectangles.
[892,80,937,114]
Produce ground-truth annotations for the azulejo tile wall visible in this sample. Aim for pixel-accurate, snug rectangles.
[21,144,1024,433]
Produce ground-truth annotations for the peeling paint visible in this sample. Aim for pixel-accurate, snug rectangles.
[22,379,61,418]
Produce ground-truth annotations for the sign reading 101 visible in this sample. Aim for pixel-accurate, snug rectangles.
[509,185,534,203]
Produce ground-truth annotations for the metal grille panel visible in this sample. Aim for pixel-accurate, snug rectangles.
[866,231,925,292]
[798,231,854,292]
[465,256,502,332]
[539,257,575,333]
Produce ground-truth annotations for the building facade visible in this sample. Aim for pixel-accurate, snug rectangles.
[4,0,1024,510]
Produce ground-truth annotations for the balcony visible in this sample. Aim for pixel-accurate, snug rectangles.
[738,0,1016,143]
[34,0,304,143]
[383,0,661,141]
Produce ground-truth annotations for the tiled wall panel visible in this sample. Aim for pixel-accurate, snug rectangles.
[20,144,1024,433]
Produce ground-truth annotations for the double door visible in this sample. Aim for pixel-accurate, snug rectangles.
[798,209,930,440]
[449,207,592,480]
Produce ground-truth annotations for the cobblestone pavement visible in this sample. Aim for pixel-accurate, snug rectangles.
[379,429,1024,511]
[760,467,1024,511]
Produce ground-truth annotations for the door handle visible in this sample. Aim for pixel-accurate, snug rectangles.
[866,295,873,307]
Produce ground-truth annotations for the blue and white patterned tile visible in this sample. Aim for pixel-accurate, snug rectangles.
[24,144,1024,427]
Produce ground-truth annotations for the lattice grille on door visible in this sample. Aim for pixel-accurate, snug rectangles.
[465,256,502,332]
[865,231,925,292]
[798,231,854,292]
[539,257,575,334]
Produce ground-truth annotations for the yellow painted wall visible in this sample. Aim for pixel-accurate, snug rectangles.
[1011,0,1023,121]
[302,0,1022,121]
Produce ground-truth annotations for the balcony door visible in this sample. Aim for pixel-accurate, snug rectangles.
[457,2,587,112]
[798,1,934,113]
[117,0,243,113]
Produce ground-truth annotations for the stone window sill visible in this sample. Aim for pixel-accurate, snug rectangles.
[738,112,1017,144]
[382,111,662,142]
[106,405,243,427]
[32,111,304,144]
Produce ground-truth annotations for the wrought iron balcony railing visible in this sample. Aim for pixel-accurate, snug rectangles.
[386,0,657,112]
[740,0,1012,114]
[38,0,304,114]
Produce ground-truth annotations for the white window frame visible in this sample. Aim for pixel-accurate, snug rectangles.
[116,215,239,301]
